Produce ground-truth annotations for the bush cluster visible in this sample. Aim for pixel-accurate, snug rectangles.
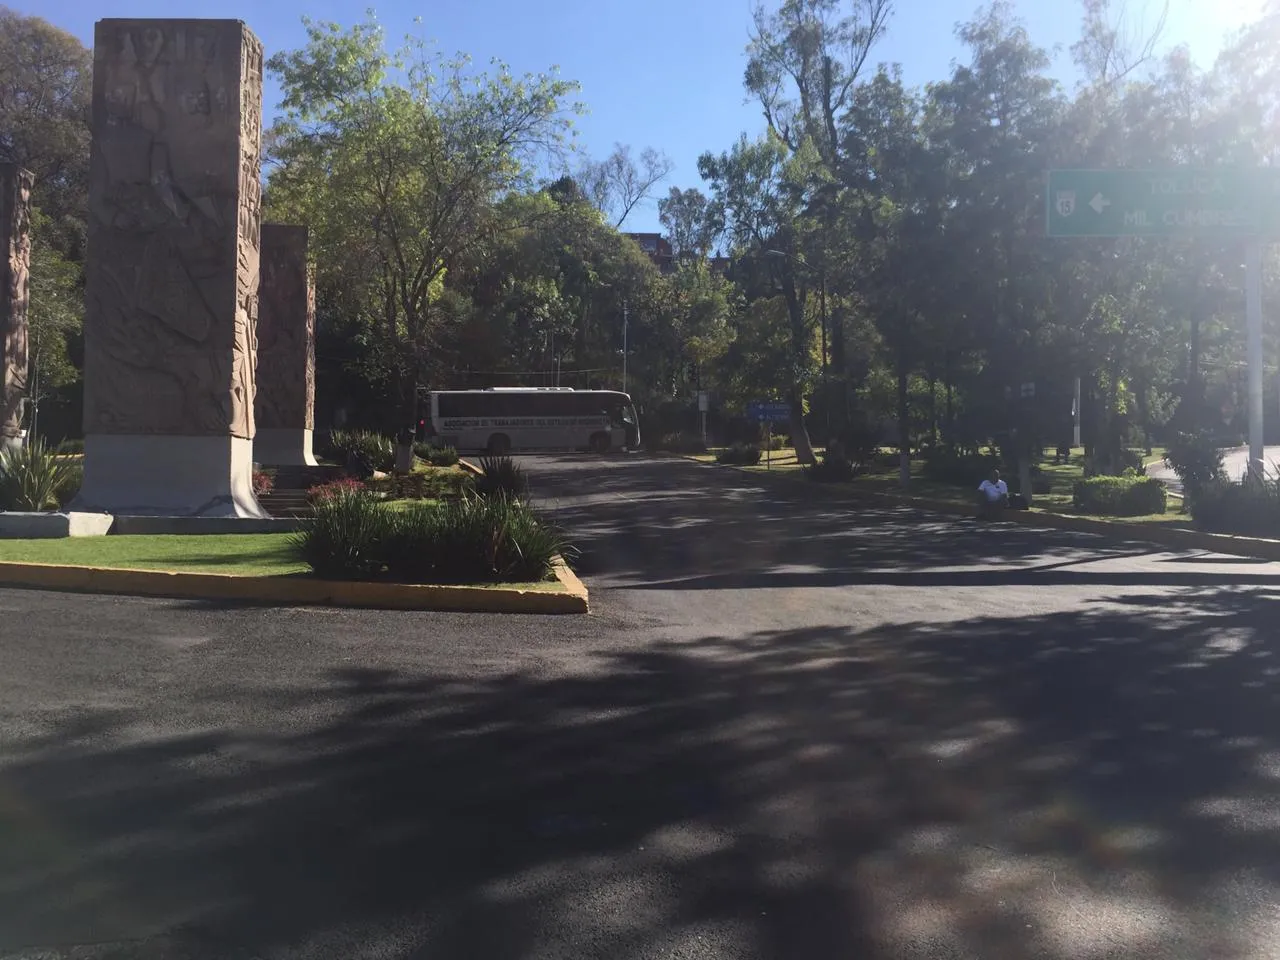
[324,429,395,476]
[307,477,367,506]
[473,456,529,498]
[651,432,707,454]
[0,437,79,511]
[368,468,473,502]
[1165,431,1226,499]
[412,443,460,467]
[56,438,84,455]
[833,421,882,469]
[251,471,274,496]
[716,442,762,466]
[805,453,856,483]
[922,449,999,487]
[1072,475,1167,516]
[293,490,569,584]
[1190,477,1280,538]
[1083,448,1145,477]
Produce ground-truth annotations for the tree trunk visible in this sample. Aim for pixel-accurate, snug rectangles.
[789,387,817,466]
[945,375,954,450]
[927,369,938,449]
[897,362,910,487]
[830,303,847,435]
[1186,313,1202,430]
[781,273,817,466]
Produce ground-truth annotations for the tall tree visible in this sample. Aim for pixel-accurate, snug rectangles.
[265,16,581,422]
[576,143,673,228]
[26,210,82,438]
[0,8,91,256]
[745,0,892,169]
[658,186,718,260]
[700,133,823,463]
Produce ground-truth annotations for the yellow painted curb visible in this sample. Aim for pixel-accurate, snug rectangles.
[690,456,1280,563]
[0,556,588,614]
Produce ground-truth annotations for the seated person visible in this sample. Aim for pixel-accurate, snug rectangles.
[976,469,1009,518]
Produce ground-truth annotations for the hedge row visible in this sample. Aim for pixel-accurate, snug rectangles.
[1072,475,1167,516]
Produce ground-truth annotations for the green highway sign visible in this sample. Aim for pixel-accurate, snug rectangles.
[1046,168,1280,238]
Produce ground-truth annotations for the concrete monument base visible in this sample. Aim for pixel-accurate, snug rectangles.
[1,433,23,456]
[72,435,268,518]
[253,427,317,467]
[0,511,115,538]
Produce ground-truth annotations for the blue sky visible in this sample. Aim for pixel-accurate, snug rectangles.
[32,0,1267,233]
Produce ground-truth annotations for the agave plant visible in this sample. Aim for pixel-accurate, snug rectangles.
[474,456,529,499]
[0,436,77,512]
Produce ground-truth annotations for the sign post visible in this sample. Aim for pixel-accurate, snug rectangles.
[747,401,791,471]
[1048,168,1278,479]
[698,390,709,448]
[1248,239,1265,479]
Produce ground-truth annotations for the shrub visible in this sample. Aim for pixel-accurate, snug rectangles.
[427,445,459,467]
[292,489,394,579]
[56,438,84,455]
[651,432,707,454]
[716,442,762,466]
[1190,476,1280,537]
[1165,431,1225,501]
[833,420,882,470]
[307,477,367,506]
[1084,447,1145,478]
[805,453,855,483]
[763,433,786,451]
[294,493,569,584]
[368,468,472,501]
[1072,475,1167,516]
[474,456,529,499]
[326,429,395,475]
[922,449,999,488]
[252,471,274,496]
[0,437,77,511]
[385,495,569,584]
[55,464,82,508]
[411,443,459,467]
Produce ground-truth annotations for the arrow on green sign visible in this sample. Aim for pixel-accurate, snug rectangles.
[1047,169,1280,237]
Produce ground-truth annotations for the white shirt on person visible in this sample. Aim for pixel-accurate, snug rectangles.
[978,479,1008,502]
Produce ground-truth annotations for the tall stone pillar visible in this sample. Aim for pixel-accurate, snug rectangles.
[1,164,34,454]
[75,20,267,517]
[254,223,316,466]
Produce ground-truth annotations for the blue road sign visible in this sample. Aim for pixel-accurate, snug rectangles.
[747,401,791,424]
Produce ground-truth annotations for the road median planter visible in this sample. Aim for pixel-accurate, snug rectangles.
[692,455,1280,562]
[0,556,588,614]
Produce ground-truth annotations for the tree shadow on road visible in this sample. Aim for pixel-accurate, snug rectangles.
[4,586,1280,958]
[533,457,1254,589]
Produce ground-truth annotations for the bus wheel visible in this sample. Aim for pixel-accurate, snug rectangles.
[590,432,611,454]
[487,434,511,456]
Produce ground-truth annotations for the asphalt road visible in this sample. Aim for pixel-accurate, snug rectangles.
[4,454,1280,959]
[1148,444,1280,492]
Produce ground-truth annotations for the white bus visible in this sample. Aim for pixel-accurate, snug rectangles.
[425,388,640,455]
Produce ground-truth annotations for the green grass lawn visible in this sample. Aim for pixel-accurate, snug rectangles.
[0,534,308,576]
[0,532,570,589]
[698,443,1197,527]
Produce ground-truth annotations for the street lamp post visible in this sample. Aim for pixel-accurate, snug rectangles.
[622,299,628,395]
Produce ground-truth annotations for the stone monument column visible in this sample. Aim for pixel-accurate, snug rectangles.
[75,19,267,517]
[254,223,317,466]
[1,164,34,454]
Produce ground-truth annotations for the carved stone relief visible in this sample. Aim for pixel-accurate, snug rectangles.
[1,164,33,441]
[84,19,263,439]
[256,224,315,431]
